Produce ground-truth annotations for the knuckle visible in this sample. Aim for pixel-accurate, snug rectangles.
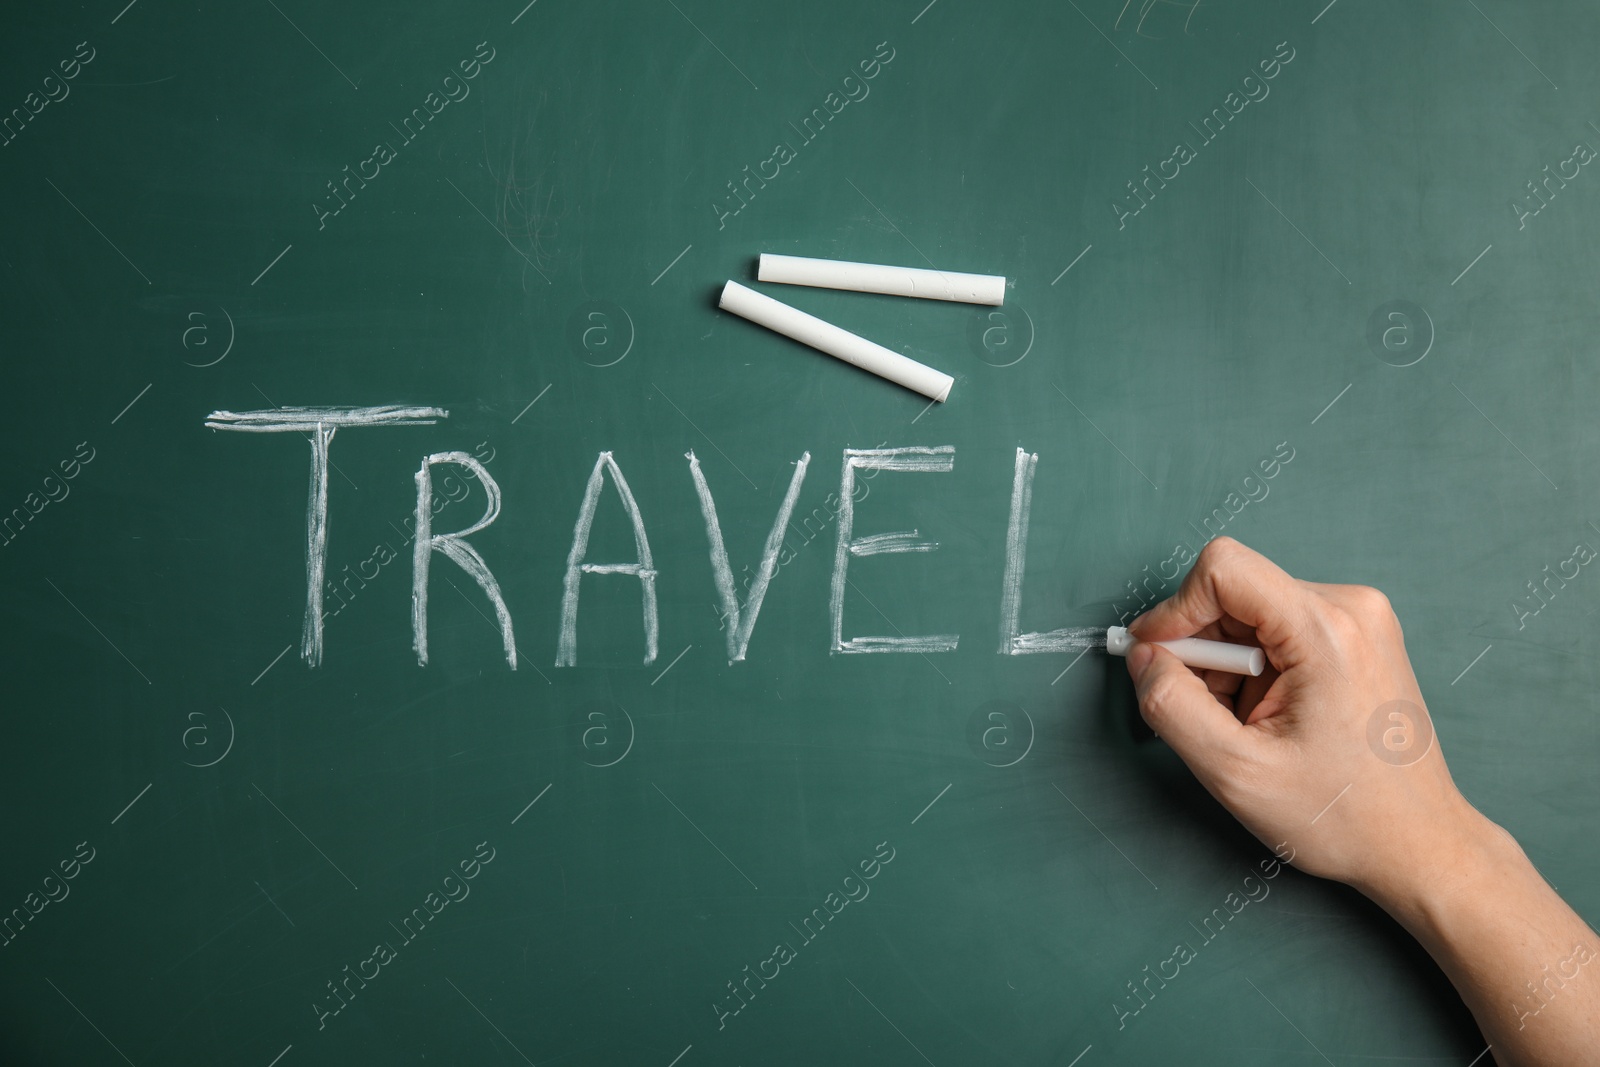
[1197,536,1241,571]
[1348,584,1393,621]
[1142,671,1186,713]
[1322,604,1368,653]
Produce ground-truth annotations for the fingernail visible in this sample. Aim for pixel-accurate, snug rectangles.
[1127,612,1148,636]
[1126,640,1155,678]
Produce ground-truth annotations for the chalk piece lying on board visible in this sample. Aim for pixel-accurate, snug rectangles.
[1104,625,1266,677]
[758,253,1007,306]
[719,280,955,402]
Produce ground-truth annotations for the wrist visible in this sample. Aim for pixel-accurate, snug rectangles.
[1359,801,1529,937]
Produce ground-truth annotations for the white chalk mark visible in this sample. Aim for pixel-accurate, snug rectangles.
[831,448,960,656]
[1014,628,1104,653]
[1452,644,1493,686]
[651,243,693,285]
[207,406,446,666]
[1245,178,1351,285]
[511,0,539,23]
[1310,382,1352,425]
[302,422,334,664]
[1244,977,1338,1067]
[44,979,136,1067]
[45,178,151,284]
[910,398,938,424]
[265,1045,293,1067]
[1000,449,1110,655]
[1466,1046,1494,1067]
[110,382,153,425]
[557,452,660,667]
[511,384,552,423]
[663,0,758,90]
[1452,382,1558,489]
[850,530,937,556]
[412,453,517,669]
[652,781,759,890]
[264,0,359,90]
[666,1046,693,1067]
[1066,1046,1093,1067]
[1051,244,1092,285]
[250,243,293,285]
[1451,243,1493,286]
[206,405,444,431]
[446,978,537,1065]
[111,0,140,24]
[252,644,293,685]
[1064,0,1158,90]
[1466,0,1558,90]
[44,577,152,684]
[444,177,552,283]
[1052,385,1159,489]
[690,448,810,662]
[512,783,553,824]
[835,631,959,658]
[911,0,940,23]
[651,644,693,684]
[1051,645,1092,684]
[1310,0,1338,23]
[1053,783,1158,890]
[111,782,152,824]
[656,384,758,489]
[249,383,362,491]
[845,978,938,1067]
[841,578,955,683]
[255,881,297,928]
[911,783,951,824]
[1309,782,1352,826]
[253,782,359,890]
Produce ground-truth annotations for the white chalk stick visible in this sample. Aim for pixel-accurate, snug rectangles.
[758,253,1006,306]
[719,280,955,402]
[1105,625,1266,677]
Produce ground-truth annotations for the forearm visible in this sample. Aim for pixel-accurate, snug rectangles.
[1362,808,1600,1067]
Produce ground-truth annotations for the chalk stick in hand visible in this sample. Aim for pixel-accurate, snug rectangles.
[719,280,955,402]
[758,253,1007,306]
[1105,625,1266,677]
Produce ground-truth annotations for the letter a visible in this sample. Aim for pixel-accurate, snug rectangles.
[557,452,658,666]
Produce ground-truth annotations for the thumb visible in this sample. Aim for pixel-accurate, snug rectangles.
[1127,642,1249,773]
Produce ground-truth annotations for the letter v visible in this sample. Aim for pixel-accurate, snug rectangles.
[688,450,810,663]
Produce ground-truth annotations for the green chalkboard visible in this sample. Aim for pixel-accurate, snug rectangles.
[3,0,1597,1063]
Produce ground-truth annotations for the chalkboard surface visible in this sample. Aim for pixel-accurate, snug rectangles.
[3,1,1597,1063]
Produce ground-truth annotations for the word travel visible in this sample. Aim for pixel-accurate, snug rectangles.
[205,405,1130,670]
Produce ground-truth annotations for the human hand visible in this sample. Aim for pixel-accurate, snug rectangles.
[1124,537,1489,902]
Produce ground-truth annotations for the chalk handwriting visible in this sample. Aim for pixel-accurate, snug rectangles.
[829,447,959,655]
[999,448,1104,654]
[412,452,516,668]
[556,452,659,667]
[204,406,447,666]
[689,450,811,664]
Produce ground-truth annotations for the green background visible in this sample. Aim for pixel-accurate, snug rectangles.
[1,0,1594,1063]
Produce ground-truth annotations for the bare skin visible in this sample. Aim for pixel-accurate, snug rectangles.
[1124,537,1600,1067]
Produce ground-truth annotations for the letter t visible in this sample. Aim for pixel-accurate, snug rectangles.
[203,405,447,666]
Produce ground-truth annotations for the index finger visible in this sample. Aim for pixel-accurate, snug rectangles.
[1128,538,1312,658]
